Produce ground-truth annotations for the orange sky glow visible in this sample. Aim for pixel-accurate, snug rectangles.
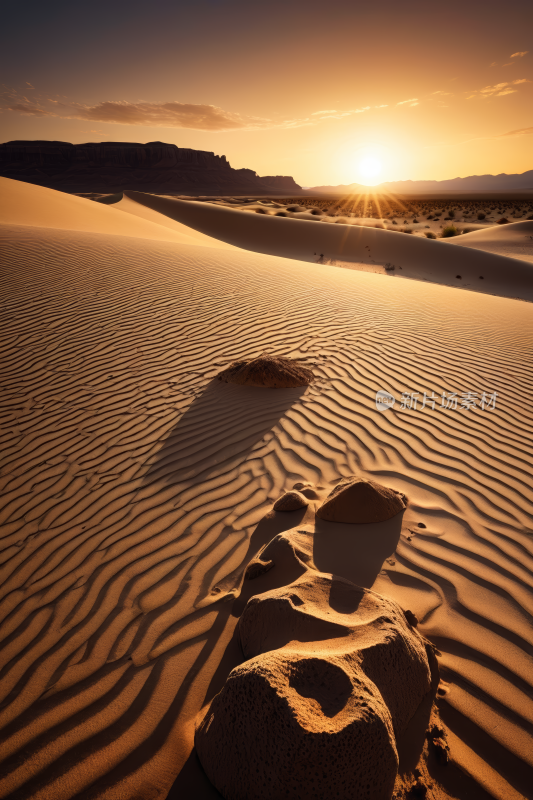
[0,0,531,187]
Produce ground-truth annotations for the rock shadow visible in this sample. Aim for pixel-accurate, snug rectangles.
[143,380,307,487]
[313,511,404,592]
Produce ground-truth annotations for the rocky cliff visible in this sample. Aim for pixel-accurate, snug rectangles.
[0,140,302,195]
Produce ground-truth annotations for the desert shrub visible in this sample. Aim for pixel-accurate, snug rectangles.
[413,218,419,223]
[441,225,460,238]
[402,228,413,234]
[425,231,437,239]
[447,209,455,218]
[310,209,323,215]
[477,212,486,220]
[255,207,269,214]
[497,217,510,225]
[462,228,475,234]
[275,211,288,216]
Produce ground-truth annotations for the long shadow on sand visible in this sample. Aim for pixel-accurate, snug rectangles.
[313,514,403,591]
[143,379,307,487]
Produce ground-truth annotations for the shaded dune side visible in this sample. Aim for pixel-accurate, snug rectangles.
[0,224,532,800]
[123,192,533,302]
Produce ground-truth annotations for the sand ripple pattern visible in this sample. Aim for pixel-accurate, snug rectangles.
[0,224,532,799]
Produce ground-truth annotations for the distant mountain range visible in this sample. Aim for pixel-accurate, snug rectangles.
[310,170,533,194]
[0,140,302,195]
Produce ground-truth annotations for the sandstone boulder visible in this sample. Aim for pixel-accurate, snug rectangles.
[273,490,309,511]
[217,354,313,388]
[316,477,406,524]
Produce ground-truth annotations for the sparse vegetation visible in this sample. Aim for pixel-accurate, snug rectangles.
[477,212,486,220]
[441,225,460,238]
[425,231,437,239]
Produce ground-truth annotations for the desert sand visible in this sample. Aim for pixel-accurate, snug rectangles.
[1,177,532,800]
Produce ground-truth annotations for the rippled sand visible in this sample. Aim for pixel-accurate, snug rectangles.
[1,179,532,800]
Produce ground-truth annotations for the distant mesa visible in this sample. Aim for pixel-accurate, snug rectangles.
[316,476,407,524]
[217,354,314,388]
[273,490,309,511]
[0,140,302,195]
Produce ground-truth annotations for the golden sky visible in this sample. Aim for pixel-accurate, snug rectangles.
[1,0,531,186]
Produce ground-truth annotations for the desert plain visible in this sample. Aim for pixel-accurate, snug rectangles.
[1,176,533,800]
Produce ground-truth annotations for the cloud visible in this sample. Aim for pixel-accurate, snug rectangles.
[397,97,418,105]
[510,51,528,58]
[73,100,250,130]
[496,88,517,96]
[490,62,497,66]
[481,82,508,93]
[501,126,533,137]
[311,109,338,115]
[0,92,254,130]
[512,78,530,84]
[5,102,53,116]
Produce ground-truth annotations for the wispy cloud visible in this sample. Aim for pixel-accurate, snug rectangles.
[467,78,529,98]
[397,97,418,105]
[0,93,255,130]
[510,51,528,58]
[501,125,533,136]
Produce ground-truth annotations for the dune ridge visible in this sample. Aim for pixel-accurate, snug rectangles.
[121,193,533,302]
[0,184,532,799]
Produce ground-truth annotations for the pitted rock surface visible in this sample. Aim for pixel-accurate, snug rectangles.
[196,531,434,800]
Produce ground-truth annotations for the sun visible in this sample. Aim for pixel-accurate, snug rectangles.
[358,155,382,182]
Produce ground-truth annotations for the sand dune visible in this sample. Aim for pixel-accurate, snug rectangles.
[0,178,238,248]
[120,193,533,302]
[446,221,533,263]
[1,180,533,800]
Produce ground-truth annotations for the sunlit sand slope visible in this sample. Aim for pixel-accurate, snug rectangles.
[0,178,236,247]
[1,222,532,800]
[113,195,239,250]
[122,193,533,302]
[445,221,533,263]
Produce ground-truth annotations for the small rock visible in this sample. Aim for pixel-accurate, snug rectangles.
[417,522,426,529]
[273,490,308,511]
[404,609,418,627]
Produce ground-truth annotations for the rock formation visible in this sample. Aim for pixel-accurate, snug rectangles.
[217,354,314,388]
[273,490,309,511]
[196,526,436,800]
[316,476,407,524]
[0,140,302,195]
